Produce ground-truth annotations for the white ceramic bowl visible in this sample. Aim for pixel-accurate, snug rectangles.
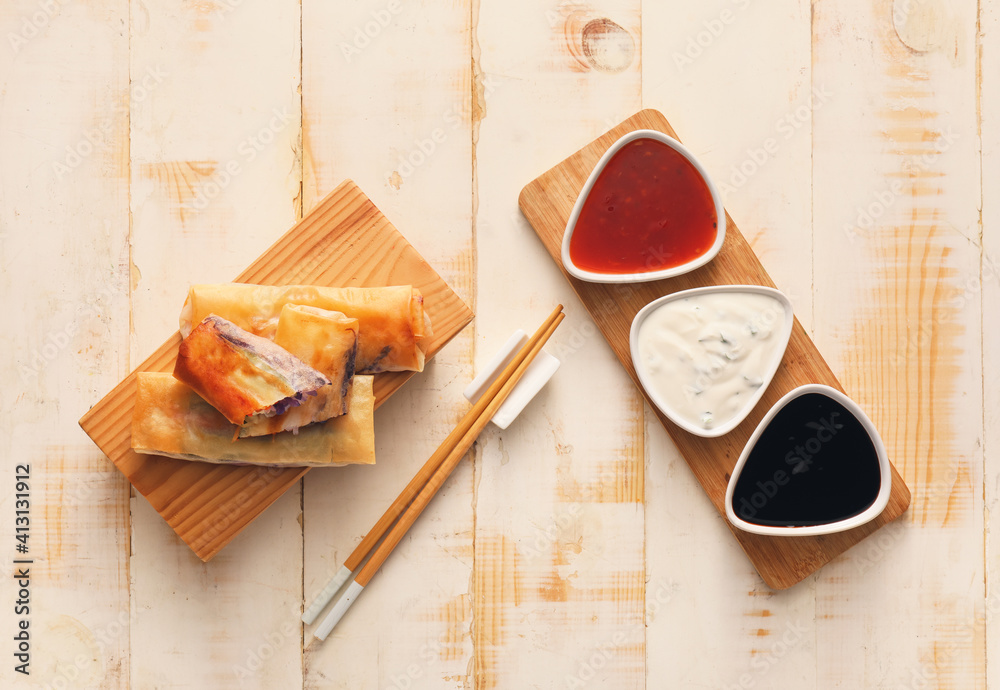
[724,384,892,537]
[629,285,794,438]
[561,129,726,284]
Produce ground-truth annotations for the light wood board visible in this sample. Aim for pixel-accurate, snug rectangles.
[79,179,474,561]
[519,109,911,589]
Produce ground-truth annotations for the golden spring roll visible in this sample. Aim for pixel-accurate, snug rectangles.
[179,284,431,373]
[173,315,330,427]
[239,305,359,438]
[131,373,375,467]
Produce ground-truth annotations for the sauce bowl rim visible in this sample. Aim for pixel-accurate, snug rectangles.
[723,383,893,537]
[561,128,727,284]
[629,284,794,439]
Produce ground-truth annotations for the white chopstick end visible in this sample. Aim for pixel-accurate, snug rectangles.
[314,580,365,641]
[302,564,354,625]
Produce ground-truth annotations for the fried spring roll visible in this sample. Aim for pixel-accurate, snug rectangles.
[238,305,359,438]
[173,315,330,427]
[179,284,431,373]
[131,373,376,467]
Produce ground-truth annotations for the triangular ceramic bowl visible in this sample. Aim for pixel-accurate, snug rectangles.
[629,285,794,438]
[561,129,726,283]
[725,384,892,537]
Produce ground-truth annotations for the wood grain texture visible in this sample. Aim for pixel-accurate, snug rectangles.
[0,2,133,688]
[810,1,986,686]
[4,1,995,686]
[519,108,912,589]
[298,4,478,688]
[640,4,818,685]
[79,180,473,561]
[125,6,307,685]
[983,2,1000,688]
[472,2,646,687]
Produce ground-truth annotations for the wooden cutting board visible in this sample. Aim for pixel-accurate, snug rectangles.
[519,109,911,589]
[79,179,474,561]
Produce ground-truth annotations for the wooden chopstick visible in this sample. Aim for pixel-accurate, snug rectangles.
[302,304,564,624]
[302,304,565,625]
[308,306,565,640]
[355,311,565,586]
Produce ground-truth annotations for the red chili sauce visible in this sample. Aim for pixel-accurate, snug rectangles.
[568,137,718,275]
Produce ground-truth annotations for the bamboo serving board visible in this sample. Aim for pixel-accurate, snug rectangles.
[79,179,474,561]
[519,109,911,589]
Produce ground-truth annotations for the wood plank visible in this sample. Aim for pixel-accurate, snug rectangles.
[299,2,478,687]
[519,108,911,590]
[982,2,1000,688]
[123,5,306,687]
[811,1,986,686]
[640,2,817,685]
[0,1,131,687]
[473,1,646,687]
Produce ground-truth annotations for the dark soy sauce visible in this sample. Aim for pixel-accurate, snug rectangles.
[732,393,881,527]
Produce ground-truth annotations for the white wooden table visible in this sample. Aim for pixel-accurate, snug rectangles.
[2,1,994,687]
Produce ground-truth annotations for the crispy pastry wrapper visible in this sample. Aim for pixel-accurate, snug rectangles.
[131,373,375,467]
[238,305,359,438]
[179,284,430,373]
[173,315,330,426]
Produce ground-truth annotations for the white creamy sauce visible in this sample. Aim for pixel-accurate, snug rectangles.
[636,292,787,431]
